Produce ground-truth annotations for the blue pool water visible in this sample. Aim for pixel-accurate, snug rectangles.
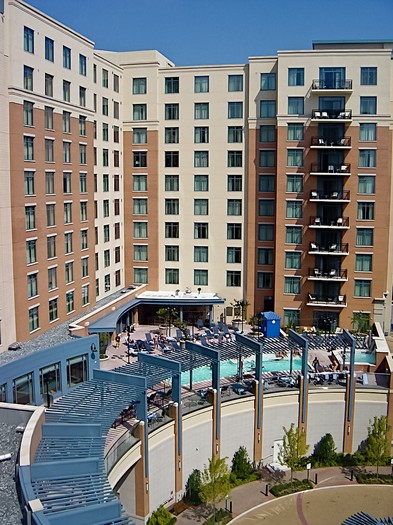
[354,351,375,364]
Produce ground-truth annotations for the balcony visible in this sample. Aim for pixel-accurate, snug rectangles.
[308,268,348,281]
[311,79,353,92]
[309,242,349,255]
[310,163,351,176]
[309,190,350,202]
[310,136,351,149]
[310,216,349,229]
[307,293,347,307]
[311,109,352,121]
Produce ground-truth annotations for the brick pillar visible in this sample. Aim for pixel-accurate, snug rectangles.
[343,373,356,454]
[133,422,149,519]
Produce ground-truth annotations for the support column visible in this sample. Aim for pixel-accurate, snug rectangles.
[252,380,263,464]
[167,403,182,501]
[297,375,308,436]
[208,389,220,458]
[133,422,149,519]
[386,370,393,453]
[343,373,356,453]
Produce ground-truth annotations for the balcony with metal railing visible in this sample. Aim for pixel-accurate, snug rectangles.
[310,136,351,149]
[307,293,347,307]
[310,163,351,176]
[309,242,349,255]
[311,79,353,92]
[309,190,350,202]
[310,216,349,228]
[311,109,352,121]
[308,268,348,281]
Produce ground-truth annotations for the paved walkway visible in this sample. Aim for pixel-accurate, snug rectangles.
[175,466,393,525]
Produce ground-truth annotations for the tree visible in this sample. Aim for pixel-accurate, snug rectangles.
[147,505,176,525]
[278,423,309,486]
[157,307,178,336]
[364,415,391,478]
[351,312,371,335]
[230,299,250,332]
[184,469,202,505]
[231,446,254,481]
[199,456,231,524]
[313,433,337,466]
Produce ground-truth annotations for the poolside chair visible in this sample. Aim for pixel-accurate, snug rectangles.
[176,329,183,340]
[205,329,213,337]
[170,340,182,352]
[145,333,155,346]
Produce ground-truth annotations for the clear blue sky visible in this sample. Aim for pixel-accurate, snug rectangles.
[27,0,393,66]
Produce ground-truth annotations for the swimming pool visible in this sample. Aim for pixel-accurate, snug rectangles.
[354,351,375,364]
[181,355,303,385]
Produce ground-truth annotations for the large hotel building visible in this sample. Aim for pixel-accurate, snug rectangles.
[1,0,393,350]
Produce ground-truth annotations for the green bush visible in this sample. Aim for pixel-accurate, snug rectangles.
[356,473,393,484]
[147,505,176,525]
[203,509,232,525]
[231,446,254,481]
[184,469,203,505]
[312,434,337,466]
[270,479,313,497]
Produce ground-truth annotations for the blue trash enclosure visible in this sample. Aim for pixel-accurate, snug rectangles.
[260,311,281,338]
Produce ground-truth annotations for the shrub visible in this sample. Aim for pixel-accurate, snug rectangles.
[270,479,313,497]
[231,446,254,481]
[312,434,337,466]
[203,509,232,525]
[147,505,176,525]
[356,473,393,484]
[184,469,203,505]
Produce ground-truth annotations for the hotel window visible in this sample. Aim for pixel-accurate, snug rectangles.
[133,128,147,144]
[288,68,304,86]
[103,225,110,242]
[134,198,148,215]
[194,223,208,239]
[113,74,119,92]
[283,309,300,327]
[360,67,377,86]
[133,174,147,191]
[134,222,148,238]
[66,291,74,313]
[259,150,275,167]
[195,75,209,93]
[360,97,377,115]
[103,200,109,217]
[113,126,119,143]
[354,279,371,297]
[259,175,275,192]
[65,261,74,283]
[165,77,179,94]
[45,139,54,162]
[114,223,120,240]
[63,80,70,102]
[82,285,89,305]
[44,106,54,130]
[103,149,109,166]
[165,268,179,285]
[165,151,179,167]
[24,66,34,91]
[24,136,34,160]
[228,102,243,119]
[194,246,208,263]
[80,173,87,193]
[133,77,147,94]
[14,372,34,404]
[24,171,35,195]
[80,55,88,77]
[195,103,209,120]
[165,222,179,238]
[194,151,209,167]
[228,151,242,167]
[259,199,274,216]
[285,226,302,244]
[286,174,303,193]
[81,230,88,250]
[27,273,38,298]
[284,276,301,294]
[285,251,301,269]
[47,235,56,259]
[134,245,148,261]
[79,144,87,165]
[39,362,61,397]
[28,306,39,333]
[48,267,57,291]
[63,172,71,194]
[358,175,375,194]
[194,199,208,215]
[45,37,54,62]
[227,199,242,216]
[195,127,209,143]
[357,202,374,220]
[260,100,276,118]
[67,354,88,387]
[25,206,36,230]
[260,73,276,90]
[165,103,179,120]
[134,268,148,284]
[64,232,73,254]
[81,257,89,277]
[63,46,71,69]
[78,116,86,136]
[356,254,372,272]
[46,204,56,227]
[63,142,71,163]
[227,247,241,264]
[258,247,273,265]
[227,271,241,287]
[258,224,274,241]
[319,67,345,89]
[288,97,304,115]
[102,97,108,116]
[359,123,376,141]
[194,174,209,191]
[257,272,273,289]
[64,202,72,224]
[133,151,147,168]
[24,101,34,126]
[114,101,120,119]
[194,269,208,286]
[165,245,179,262]
[287,123,304,141]
[228,126,242,143]
[259,125,275,142]
[62,111,70,133]
[287,149,303,167]
[24,26,34,53]
[45,74,53,97]
[93,94,97,112]
[165,174,179,191]
[26,239,37,264]
[165,198,179,215]
[227,223,241,240]
[356,228,373,246]
[227,175,242,192]
[228,75,243,92]
[102,68,108,87]
[104,250,110,267]
[165,127,179,144]
[79,87,86,107]
[133,104,146,120]
[359,149,376,168]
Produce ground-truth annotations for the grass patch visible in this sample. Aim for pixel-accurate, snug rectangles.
[203,509,232,525]
[270,479,313,497]
[356,473,393,484]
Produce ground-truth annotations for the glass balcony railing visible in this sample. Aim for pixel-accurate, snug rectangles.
[311,79,353,90]
[307,294,347,307]
[310,190,350,201]
[310,163,351,175]
[310,136,351,148]
[310,216,349,228]
[308,268,348,280]
[309,242,349,255]
[312,109,352,120]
